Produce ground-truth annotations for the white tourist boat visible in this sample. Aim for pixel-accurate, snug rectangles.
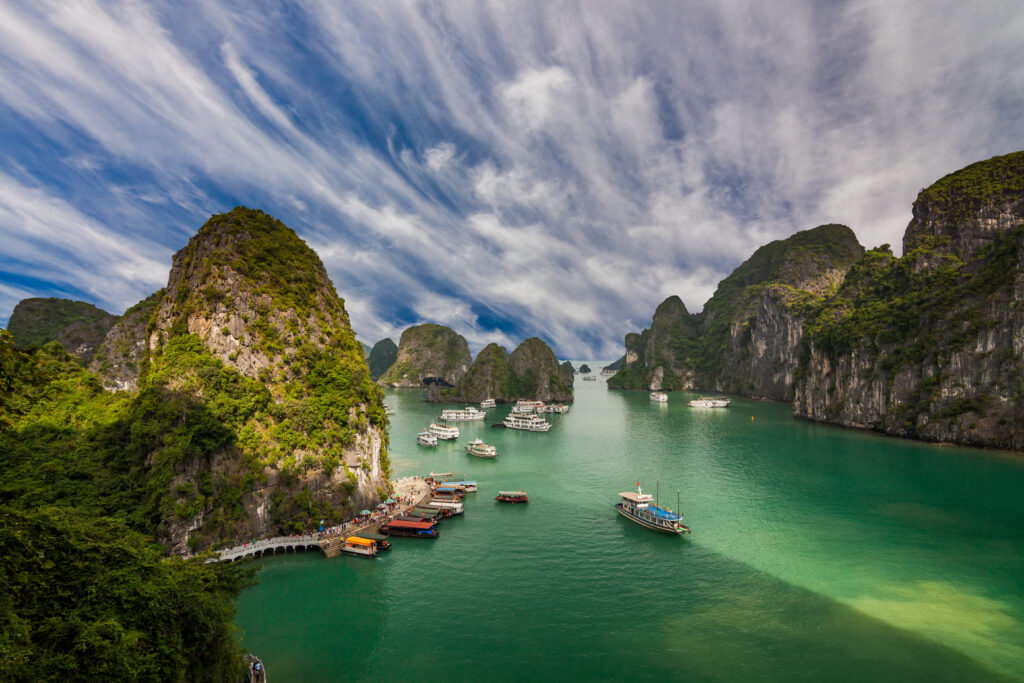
[537,403,570,413]
[428,499,464,515]
[465,438,498,458]
[503,413,552,432]
[649,392,668,403]
[687,397,731,408]
[480,398,496,409]
[417,430,438,447]
[428,422,460,440]
[440,407,487,421]
[512,399,545,414]
[384,404,395,415]
[582,375,597,381]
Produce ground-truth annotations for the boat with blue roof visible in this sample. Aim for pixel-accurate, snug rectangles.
[615,482,690,535]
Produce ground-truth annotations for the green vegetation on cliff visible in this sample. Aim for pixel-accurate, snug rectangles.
[0,332,253,680]
[446,343,512,402]
[910,150,1024,228]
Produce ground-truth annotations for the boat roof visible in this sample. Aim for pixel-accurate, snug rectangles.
[618,491,654,502]
[497,490,527,496]
[344,536,375,546]
[354,532,387,541]
[444,480,477,485]
[387,519,434,529]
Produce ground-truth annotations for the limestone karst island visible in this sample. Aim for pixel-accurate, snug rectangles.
[2,4,1024,682]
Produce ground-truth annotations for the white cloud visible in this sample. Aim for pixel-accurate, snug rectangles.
[1,0,1022,359]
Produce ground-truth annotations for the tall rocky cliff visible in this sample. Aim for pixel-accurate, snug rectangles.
[793,152,1024,449]
[144,207,389,552]
[610,224,864,399]
[379,323,471,387]
[7,298,116,364]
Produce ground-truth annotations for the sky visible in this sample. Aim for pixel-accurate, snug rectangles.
[1,1,1022,358]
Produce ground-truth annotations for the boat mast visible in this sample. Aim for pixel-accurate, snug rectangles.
[656,478,659,507]
[677,490,680,516]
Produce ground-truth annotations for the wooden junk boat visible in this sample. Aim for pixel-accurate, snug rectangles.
[495,490,528,504]
[380,519,439,538]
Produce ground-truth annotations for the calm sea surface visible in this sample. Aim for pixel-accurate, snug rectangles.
[235,368,1024,681]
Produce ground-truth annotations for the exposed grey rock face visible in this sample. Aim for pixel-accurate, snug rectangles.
[794,151,1024,450]
[610,225,864,397]
[89,290,163,391]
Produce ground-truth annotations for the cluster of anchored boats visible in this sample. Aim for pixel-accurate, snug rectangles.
[415,398,568,454]
[378,476,479,540]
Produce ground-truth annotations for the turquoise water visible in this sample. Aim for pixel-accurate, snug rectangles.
[235,370,1024,681]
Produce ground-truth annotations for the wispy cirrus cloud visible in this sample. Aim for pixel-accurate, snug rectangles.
[1,0,1022,356]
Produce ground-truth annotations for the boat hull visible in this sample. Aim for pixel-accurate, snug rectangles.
[615,503,690,534]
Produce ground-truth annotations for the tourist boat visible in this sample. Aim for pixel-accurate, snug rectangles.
[503,413,552,432]
[687,397,731,408]
[512,399,544,414]
[442,480,478,492]
[417,430,438,447]
[440,407,487,421]
[384,404,395,415]
[380,519,439,538]
[340,536,378,557]
[428,499,464,515]
[649,392,668,403]
[406,507,442,520]
[496,490,528,503]
[465,438,498,458]
[615,483,690,535]
[582,375,597,381]
[428,422,460,440]
[537,403,570,413]
[600,368,617,375]
[352,532,391,551]
[480,398,496,409]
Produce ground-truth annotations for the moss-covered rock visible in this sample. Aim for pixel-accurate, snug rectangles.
[379,323,471,387]
[508,337,573,402]
[367,337,398,380]
[447,343,512,402]
[7,298,116,364]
